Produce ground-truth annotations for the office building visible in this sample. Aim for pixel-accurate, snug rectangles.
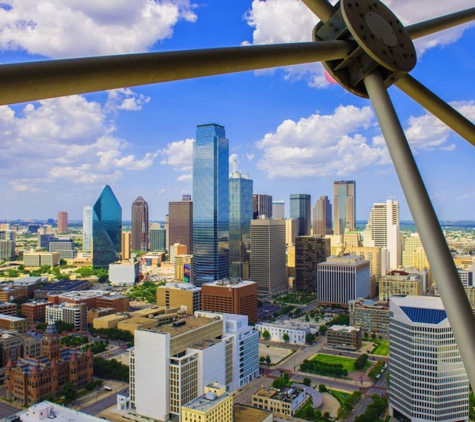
[402,233,432,283]
[131,312,258,421]
[363,199,401,270]
[170,243,187,263]
[109,261,140,286]
[272,200,285,219]
[349,299,390,335]
[229,166,253,278]
[37,232,54,249]
[23,252,60,267]
[295,235,330,291]
[92,185,122,268]
[317,255,370,304]
[95,295,130,312]
[327,325,362,351]
[21,300,51,323]
[182,383,233,422]
[48,237,75,260]
[0,240,14,261]
[82,206,93,252]
[192,123,229,287]
[202,279,258,323]
[254,321,311,345]
[290,194,311,236]
[252,386,307,418]
[252,194,273,220]
[131,196,149,252]
[0,302,18,317]
[389,296,469,421]
[156,283,201,314]
[379,270,423,301]
[0,315,27,333]
[46,303,88,331]
[344,246,382,283]
[313,196,332,236]
[285,219,299,245]
[250,219,287,296]
[27,224,41,234]
[169,197,193,253]
[121,231,131,260]
[57,211,68,234]
[333,181,356,235]
[149,223,167,252]
[175,254,192,282]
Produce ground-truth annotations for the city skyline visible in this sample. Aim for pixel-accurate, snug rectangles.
[0,1,474,221]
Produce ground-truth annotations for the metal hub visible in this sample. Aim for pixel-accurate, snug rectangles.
[313,0,417,97]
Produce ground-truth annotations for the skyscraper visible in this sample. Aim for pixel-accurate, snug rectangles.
[149,223,166,252]
[295,235,330,291]
[390,296,469,421]
[333,181,356,235]
[312,196,332,236]
[363,199,401,270]
[290,194,311,236]
[169,196,193,253]
[252,194,273,219]
[57,211,68,234]
[250,219,287,296]
[131,196,149,252]
[192,123,229,286]
[92,185,122,268]
[272,200,285,219]
[82,206,93,252]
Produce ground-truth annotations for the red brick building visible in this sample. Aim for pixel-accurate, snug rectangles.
[0,302,17,317]
[96,295,130,312]
[21,300,52,323]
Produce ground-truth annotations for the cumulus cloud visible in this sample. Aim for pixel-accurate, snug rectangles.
[0,0,197,58]
[106,89,151,112]
[160,138,194,171]
[256,105,391,178]
[177,174,192,182]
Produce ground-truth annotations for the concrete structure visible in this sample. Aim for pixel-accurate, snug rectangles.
[254,321,312,345]
[13,277,46,298]
[333,180,356,235]
[48,237,75,260]
[0,302,17,317]
[8,401,107,422]
[295,235,330,291]
[344,246,383,282]
[402,233,431,283]
[349,299,390,335]
[121,231,131,260]
[169,197,193,254]
[251,386,307,418]
[109,261,140,286]
[82,206,93,252]
[201,279,258,323]
[0,240,15,261]
[46,303,88,331]
[87,307,115,324]
[131,312,258,421]
[312,195,332,236]
[46,290,108,308]
[156,283,202,314]
[378,271,423,301]
[250,219,287,296]
[96,294,129,312]
[34,279,90,299]
[272,200,285,219]
[287,244,296,278]
[0,285,26,302]
[234,404,273,422]
[131,196,149,252]
[317,255,370,304]
[253,194,273,220]
[389,296,469,422]
[21,301,51,323]
[285,219,299,246]
[93,313,129,330]
[23,252,60,267]
[181,383,233,422]
[57,211,68,234]
[290,194,311,236]
[170,243,187,264]
[327,325,362,351]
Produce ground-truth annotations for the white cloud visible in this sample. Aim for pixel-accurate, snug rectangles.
[246,153,255,162]
[106,89,151,112]
[0,0,197,58]
[256,105,390,179]
[160,138,194,171]
[177,174,192,182]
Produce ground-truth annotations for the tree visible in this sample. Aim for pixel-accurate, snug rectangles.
[265,355,271,368]
[354,354,369,370]
[262,329,271,341]
[61,382,77,404]
[371,332,377,340]
[303,378,312,387]
[282,333,290,343]
[259,356,266,364]
[364,331,369,339]
[305,314,310,322]
[305,333,315,344]
[319,324,327,334]
[318,384,327,393]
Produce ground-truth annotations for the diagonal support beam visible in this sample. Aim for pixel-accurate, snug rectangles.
[364,69,475,388]
[407,7,475,40]
[300,0,335,23]
[0,41,352,106]
[396,74,475,146]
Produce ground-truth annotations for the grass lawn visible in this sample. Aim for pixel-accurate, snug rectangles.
[329,389,348,405]
[313,354,371,372]
[372,340,390,356]
[294,400,315,420]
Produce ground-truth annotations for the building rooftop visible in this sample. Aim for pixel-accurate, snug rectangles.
[391,295,447,325]
[159,283,201,292]
[37,279,90,292]
[144,315,218,338]
[47,290,108,300]
[254,386,305,403]
[0,315,25,322]
[204,279,257,288]
[323,255,368,265]
[233,404,272,422]
[10,401,106,422]
[183,390,229,412]
[329,325,359,333]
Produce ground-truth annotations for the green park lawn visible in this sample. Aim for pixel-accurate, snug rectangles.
[372,340,390,356]
[313,354,371,372]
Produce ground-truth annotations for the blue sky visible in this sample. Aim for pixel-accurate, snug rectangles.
[0,0,474,221]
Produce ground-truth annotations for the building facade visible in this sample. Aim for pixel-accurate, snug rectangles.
[349,299,390,335]
[57,211,68,234]
[327,325,362,351]
[254,321,311,345]
[252,387,308,418]
[156,283,202,314]
[169,197,193,253]
[313,196,332,236]
[333,181,356,235]
[131,196,149,252]
[295,235,330,291]
[252,194,273,220]
[290,194,311,236]
[82,206,93,252]
[272,200,285,219]
[149,223,167,252]
[121,231,131,260]
[192,123,229,287]
[378,271,423,301]
[182,383,233,422]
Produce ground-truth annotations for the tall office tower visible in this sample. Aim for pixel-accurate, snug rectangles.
[252,194,273,219]
[82,206,93,252]
[285,218,299,245]
[295,236,330,291]
[272,200,285,219]
[229,166,253,278]
[290,194,311,236]
[149,223,166,252]
[317,255,370,304]
[312,196,332,236]
[250,219,287,296]
[121,231,131,260]
[333,180,356,235]
[92,185,122,268]
[402,233,430,271]
[131,196,149,252]
[165,214,170,252]
[57,211,68,234]
[192,123,229,287]
[169,197,193,253]
[389,296,469,422]
[0,229,15,260]
[131,312,258,421]
[363,199,400,270]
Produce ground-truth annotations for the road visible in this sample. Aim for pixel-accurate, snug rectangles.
[81,388,129,415]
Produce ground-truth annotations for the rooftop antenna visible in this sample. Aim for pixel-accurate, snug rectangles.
[232,158,238,174]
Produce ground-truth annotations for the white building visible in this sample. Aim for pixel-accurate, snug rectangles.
[46,303,87,331]
[109,261,140,286]
[254,321,311,345]
[390,296,469,422]
[83,206,93,252]
[130,311,259,421]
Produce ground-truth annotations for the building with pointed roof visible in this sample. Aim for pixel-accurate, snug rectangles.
[5,323,94,406]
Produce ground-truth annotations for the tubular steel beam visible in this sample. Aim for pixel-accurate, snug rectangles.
[407,7,475,40]
[396,74,475,146]
[0,41,352,106]
[364,69,475,388]
[301,0,335,23]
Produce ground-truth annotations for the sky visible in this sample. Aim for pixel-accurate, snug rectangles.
[0,0,474,222]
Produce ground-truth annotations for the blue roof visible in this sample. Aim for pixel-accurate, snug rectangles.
[400,306,447,324]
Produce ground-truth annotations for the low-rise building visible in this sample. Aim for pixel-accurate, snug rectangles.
[13,277,47,298]
[47,290,109,309]
[96,294,130,312]
[182,383,233,422]
[109,261,140,286]
[93,313,130,330]
[46,303,88,331]
[23,252,60,267]
[0,302,18,317]
[348,299,390,335]
[254,321,312,345]
[156,283,201,314]
[234,404,273,422]
[34,279,90,299]
[0,315,27,334]
[252,386,307,418]
[378,271,422,301]
[21,300,51,323]
[87,307,116,324]
[0,285,26,302]
[327,325,362,351]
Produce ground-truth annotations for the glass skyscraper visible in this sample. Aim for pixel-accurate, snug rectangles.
[92,185,122,268]
[333,180,356,235]
[192,123,229,286]
[131,196,149,252]
[290,194,311,236]
[229,168,253,278]
[82,206,93,252]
